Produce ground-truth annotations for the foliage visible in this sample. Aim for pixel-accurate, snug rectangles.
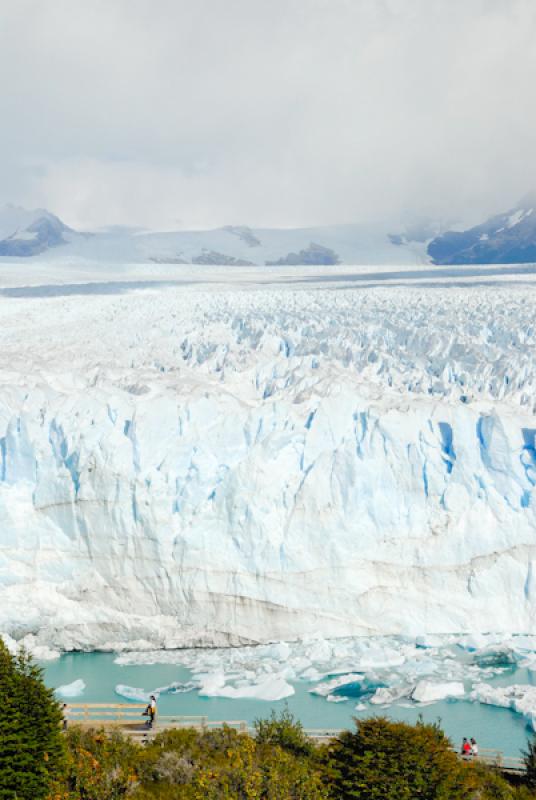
[136,725,327,799]
[0,639,65,800]
[322,716,471,800]
[524,738,536,791]
[30,707,536,800]
[55,727,139,799]
[463,760,530,800]
[254,706,314,758]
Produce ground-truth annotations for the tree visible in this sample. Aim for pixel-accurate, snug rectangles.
[0,640,65,800]
[323,716,469,800]
[254,707,314,758]
[523,738,536,791]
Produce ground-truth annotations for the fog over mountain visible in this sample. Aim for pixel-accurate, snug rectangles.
[1,0,536,232]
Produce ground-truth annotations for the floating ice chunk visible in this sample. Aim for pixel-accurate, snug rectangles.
[471,683,536,730]
[327,694,348,703]
[355,648,405,670]
[56,679,86,698]
[152,681,199,695]
[115,684,149,702]
[370,686,413,705]
[309,673,364,697]
[473,645,517,668]
[199,673,294,701]
[412,680,465,703]
[114,680,198,702]
[355,703,367,711]
[299,666,323,682]
[196,671,226,695]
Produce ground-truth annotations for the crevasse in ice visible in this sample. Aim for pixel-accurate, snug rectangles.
[1,284,536,649]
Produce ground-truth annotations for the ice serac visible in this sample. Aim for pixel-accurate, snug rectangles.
[1,285,536,650]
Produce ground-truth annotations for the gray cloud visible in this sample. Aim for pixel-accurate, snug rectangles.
[1,0,535,230]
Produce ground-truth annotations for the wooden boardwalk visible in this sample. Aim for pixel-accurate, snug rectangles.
[63,704,526,776]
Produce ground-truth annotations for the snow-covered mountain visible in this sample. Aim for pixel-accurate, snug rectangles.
[0,205,428,266]
[2,271,536,651]
[0,205,75,257]
[428,194,536,265]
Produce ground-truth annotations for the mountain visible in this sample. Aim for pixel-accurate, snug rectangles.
[0,205,75,257]
[266,242,340,266]
[0,205,429,265]
[428,194,536,265]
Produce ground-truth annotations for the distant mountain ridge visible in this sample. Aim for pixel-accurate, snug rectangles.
[3,198,536,266]
[0,205,428,266]
[0,205,74,257]
[428,194,536,265]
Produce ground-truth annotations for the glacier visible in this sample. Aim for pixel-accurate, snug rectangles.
[1,264,536,650]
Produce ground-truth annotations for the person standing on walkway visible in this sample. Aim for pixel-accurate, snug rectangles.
[470,738,478,757]
[148,695,157,728]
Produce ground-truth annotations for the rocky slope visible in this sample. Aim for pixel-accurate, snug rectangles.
[429,194,536,265]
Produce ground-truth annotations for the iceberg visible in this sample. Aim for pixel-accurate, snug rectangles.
[370,686,413,705]
[115,684,149,702]
[471,683,536,730]
[198,672,294,701]
[309,674,365,698]
[1,279,536,648]
[115,680,198,702]
[411,680,465,703]
[56,679,86,698]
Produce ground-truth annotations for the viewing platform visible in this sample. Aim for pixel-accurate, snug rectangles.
[63,703,526,775]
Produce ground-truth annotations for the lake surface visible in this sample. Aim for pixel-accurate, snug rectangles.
[42,651,535,758]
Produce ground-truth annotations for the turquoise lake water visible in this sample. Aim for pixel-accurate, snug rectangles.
[42,652,535,758]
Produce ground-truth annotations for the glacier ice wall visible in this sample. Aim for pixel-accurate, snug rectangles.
[1,284,536,649]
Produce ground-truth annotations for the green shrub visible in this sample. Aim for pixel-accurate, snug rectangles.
[137,724,327,800]
[254,707,314,758]
[0,640,65,800]
[323,716,469,800]
[524,738,536,791]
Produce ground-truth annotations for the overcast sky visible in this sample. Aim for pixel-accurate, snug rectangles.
[1,0,535,231]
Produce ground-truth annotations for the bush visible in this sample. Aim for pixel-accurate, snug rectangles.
[0,640,65,800]
[136,725,327,799]
[323,716,469,800]
[254,707,314,758]
[524,738,536,791]
[60,727,140,799]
